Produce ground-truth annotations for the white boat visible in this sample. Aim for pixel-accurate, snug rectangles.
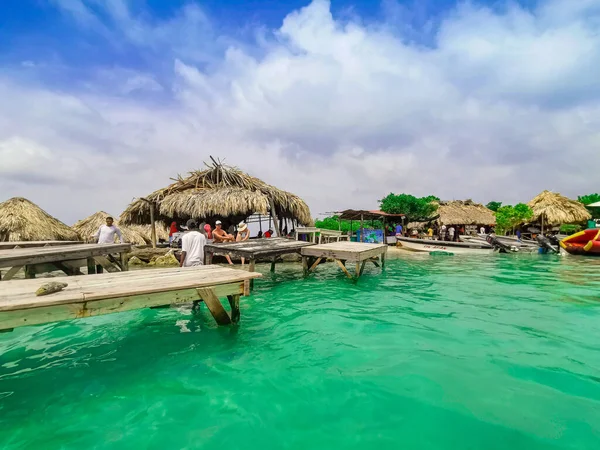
[396,236,494,254]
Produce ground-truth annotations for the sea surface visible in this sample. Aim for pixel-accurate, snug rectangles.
[1,252,599,449]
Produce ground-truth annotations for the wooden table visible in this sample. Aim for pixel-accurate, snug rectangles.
[0,243,132,281]
[0,265,262,331]
[0,241,81,250]
[301,242,387,279]
[295,227,348,244]
[204,238,315,284]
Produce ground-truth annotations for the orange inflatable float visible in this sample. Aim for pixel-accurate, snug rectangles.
[560,229,600,256]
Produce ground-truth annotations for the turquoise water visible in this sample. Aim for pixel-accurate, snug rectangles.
[1,253,600,449]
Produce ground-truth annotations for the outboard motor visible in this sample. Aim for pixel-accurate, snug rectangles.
[486,234,517,253]
[536,235,559,254]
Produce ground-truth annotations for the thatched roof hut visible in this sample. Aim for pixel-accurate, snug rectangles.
[0,197,79,242]
[528,190,591,225]
[120,159,312,229]
[437,200,496,226]
[72,212,169,245]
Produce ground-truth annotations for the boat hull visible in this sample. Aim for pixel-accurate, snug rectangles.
[396,237,494,255]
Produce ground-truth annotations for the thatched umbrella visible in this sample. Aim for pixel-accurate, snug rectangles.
[73,211,169,245]
[437,200,496,226]
[528,190,591,233]
[0,197,79,242]
[120,158,312,241]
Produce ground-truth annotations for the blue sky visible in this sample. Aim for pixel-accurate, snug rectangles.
[1,0,599,223]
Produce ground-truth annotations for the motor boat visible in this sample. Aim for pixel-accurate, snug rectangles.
[560,229,600,256]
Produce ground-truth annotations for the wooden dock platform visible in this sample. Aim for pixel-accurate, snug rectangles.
[301,242,387,279]
[0,243,132,281]
[205,238,314,274]
[0,240,81,250]
[0,265,262,331]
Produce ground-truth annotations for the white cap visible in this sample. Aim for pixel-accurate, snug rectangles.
[215,220,222,225]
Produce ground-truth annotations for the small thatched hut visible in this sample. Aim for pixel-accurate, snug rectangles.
[437,200,496,226]
[73,212,169,245]
[0,197,79,242]
[120,159,312,235]
[528,191,591,229]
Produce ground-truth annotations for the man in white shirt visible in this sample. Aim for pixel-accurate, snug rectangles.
[480,226,486,235]
[448,226,455,242]
[93,217,125,244]
[180,220,207,267]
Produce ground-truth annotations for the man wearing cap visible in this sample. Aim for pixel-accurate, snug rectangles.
[179,219,207,267]
[212,220,234,265]
[236,222,250,265]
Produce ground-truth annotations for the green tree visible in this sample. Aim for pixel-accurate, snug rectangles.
[495,203,533,235]
[578,193,600,219]
[379,193,439,223]
[486,201,502,212]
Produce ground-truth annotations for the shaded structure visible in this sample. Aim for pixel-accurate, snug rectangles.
[301,242,387,279]
[0,243,131,281]
[0,197,79,242]
[0,265,262,331]
[436,200,496,226]
[337,210,405,243]
[528,191,591,233]
[120,158,312,245]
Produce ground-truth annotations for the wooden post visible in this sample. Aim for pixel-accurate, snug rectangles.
[87,257,96,275]
[270,257,276,273]
[120,251,129,272]
[360,214,364,243]
[24,265,35,279]
[302,256,309,276]
[197,287,232,325]
[269,197,281,237]
[149,203,157,248]
[249,258,256,290]
[355,262,361,278]
[382,217,386,245]
[381,250,386,269]
[227,294,241,323]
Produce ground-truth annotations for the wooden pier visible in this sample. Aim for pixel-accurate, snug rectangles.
[301,242,387,279]
[205,238,314,274]
[0,243,131,281]
[295,227,349,244]
[0,265,262,331]
[0,240,81,250]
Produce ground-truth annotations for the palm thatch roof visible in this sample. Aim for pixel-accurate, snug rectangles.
[528,190,591,225]
[72,211,169,245]
[437,200,496,225]
[120,158,312,226]
[0,197,79,242]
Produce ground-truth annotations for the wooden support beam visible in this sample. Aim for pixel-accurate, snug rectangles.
[52,261,83,276]
[269,197,281,237]
[270,257,276,273]
[359,260,367,276]
[227,294,241,323]
[381,252,386,269]
[302,256,309,276]
[24,266,35,279]
[94,256,119,273]
[360,214,364,243]
[120,252,129,272]
[197,287,232,325]
[355,262,361,278]
[87,257,96,275]
[309,257,323,272]
[149,201,157,249]
[335,259,353,279]
[0,266,24,281]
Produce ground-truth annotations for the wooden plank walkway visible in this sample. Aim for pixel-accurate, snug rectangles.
[0,243,132,281]
[0,265,262,331]
[301,242,387,279]
[0,241,81,250]
[205,238,314,277]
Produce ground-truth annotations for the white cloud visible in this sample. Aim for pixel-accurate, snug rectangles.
[2,0,600,224]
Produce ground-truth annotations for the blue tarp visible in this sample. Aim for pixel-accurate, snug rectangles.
[356,229,384,243]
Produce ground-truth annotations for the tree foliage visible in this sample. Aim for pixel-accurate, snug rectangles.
[379,193,439,222]
[486,201,502,212]
[494,203,533,235]
[578,193,600,219]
